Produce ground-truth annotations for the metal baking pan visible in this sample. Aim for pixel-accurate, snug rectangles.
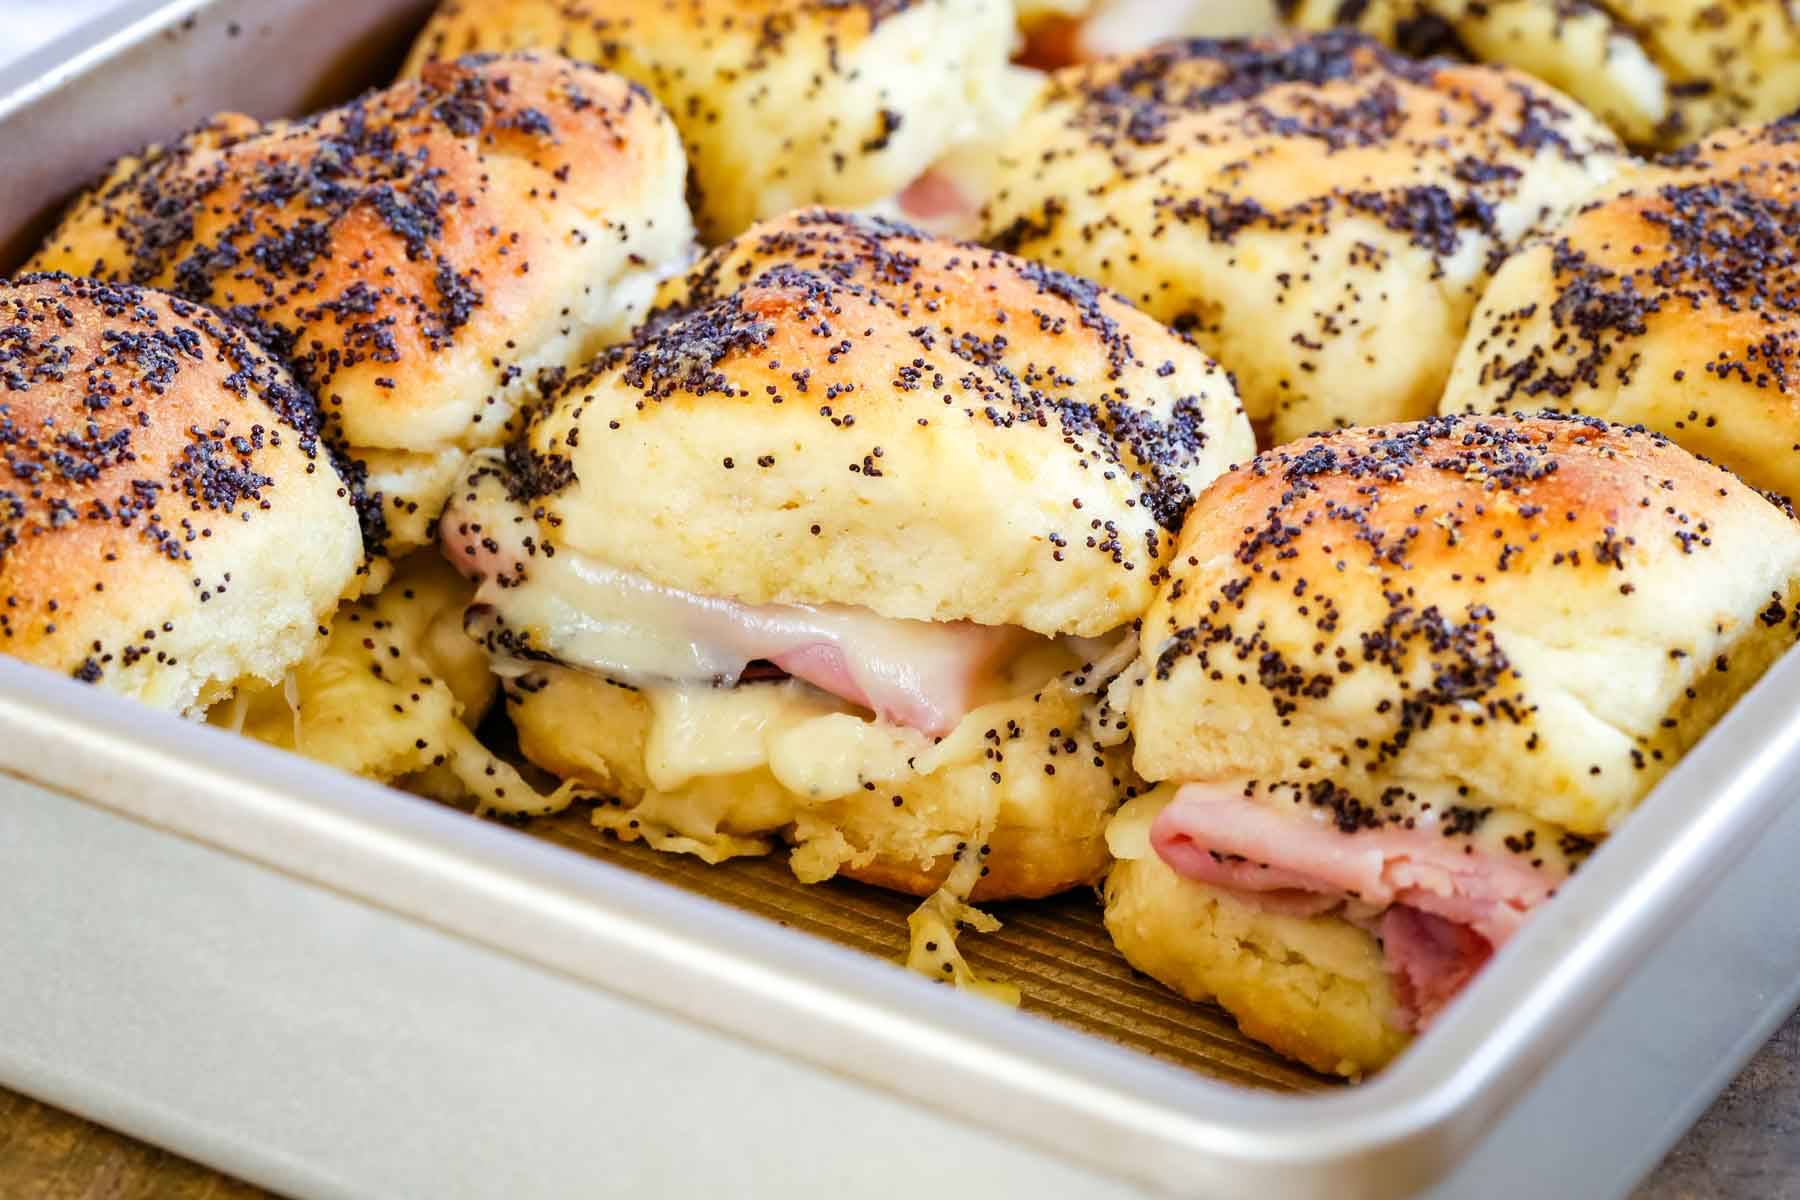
[3,3,1799,1196]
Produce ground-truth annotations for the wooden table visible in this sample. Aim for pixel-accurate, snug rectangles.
[3,1008,1794,1198]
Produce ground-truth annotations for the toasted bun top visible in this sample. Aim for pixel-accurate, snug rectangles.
[1444,118,1800,502]
[0,275,362,713]
[501,208,1256,635]
[29,53,693,555]
[1284,0,1800,148]
[401,0,1017,243]
[1131,413,1800,834]
[976,31,1622,442]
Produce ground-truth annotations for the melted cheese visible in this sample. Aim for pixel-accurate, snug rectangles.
[644,681,849,792]
[218,553,573,818]
[1104,791,1164,861]
[905,832,1021,1006]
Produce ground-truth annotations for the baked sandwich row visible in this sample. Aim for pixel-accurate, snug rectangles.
[6,5,1800,1077]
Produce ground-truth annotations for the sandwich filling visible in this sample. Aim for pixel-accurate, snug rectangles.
[441,450,1088,743]
[1116,784,1577,1031]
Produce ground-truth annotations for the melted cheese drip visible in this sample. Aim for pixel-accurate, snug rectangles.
[216,553,575,818]
[905,826,1021,1006]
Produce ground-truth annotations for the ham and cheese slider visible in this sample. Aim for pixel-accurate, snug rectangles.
[1105,413,1800,1076]
[0,275,360,714]
[441,207,1254,905]
[29,54,692,564]
[1444,118,1800,503]
[976,31,1622,445]
[401,0,1030,244]
[1284,0,1800,148]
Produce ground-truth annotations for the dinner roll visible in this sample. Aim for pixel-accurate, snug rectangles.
[401,0,1017,244]
[1444,119,1800,502]
[976,31,1623,444]
[448,208,1249,903]
[29,54,693,559]
[1284,0,1800,148]
[0,274,361,715]
[1108,413,1800,1074]
[529,207,1254,637]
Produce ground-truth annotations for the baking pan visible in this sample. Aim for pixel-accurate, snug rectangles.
[3,3,1799,1197]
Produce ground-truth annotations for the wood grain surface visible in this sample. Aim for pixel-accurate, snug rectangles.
[3,1009,1794,1198]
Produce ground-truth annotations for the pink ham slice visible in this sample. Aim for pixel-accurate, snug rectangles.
[1377,907,1493,1030]
[1150,783,1561,1029]
[896,170,974,225]
[748,619,1031,737]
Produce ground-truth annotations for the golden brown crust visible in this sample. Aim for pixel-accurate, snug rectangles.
[401,0,1016,243]
[1287,0,1800,148]
[29,54,692,556]
[0,275,361,713]
[514,207,1254,635]
[1444,119,1800,502]
[1132,413,1800,835]
[976,31,1622,443]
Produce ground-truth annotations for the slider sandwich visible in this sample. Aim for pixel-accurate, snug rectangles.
[402,0,1032,243]
[1106,413,1800,1075]
[976,31,1623,444]
[1444,117,1800,503]
[442,208,1255,981]
[0,275,360,712]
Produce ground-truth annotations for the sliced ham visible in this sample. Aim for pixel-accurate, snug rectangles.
[442,451,1033,737]
[1150,782,1562,1029]
[896,170,975,225]
[1376,907,1493,1031]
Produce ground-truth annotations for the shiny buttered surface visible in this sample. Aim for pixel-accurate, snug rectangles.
[29,53,693,558]
[0,275,361,715]
[1285,0,1800,149]
[977,32,1622,444]
[401,0,1019,243]
[1444,118,1800,503]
